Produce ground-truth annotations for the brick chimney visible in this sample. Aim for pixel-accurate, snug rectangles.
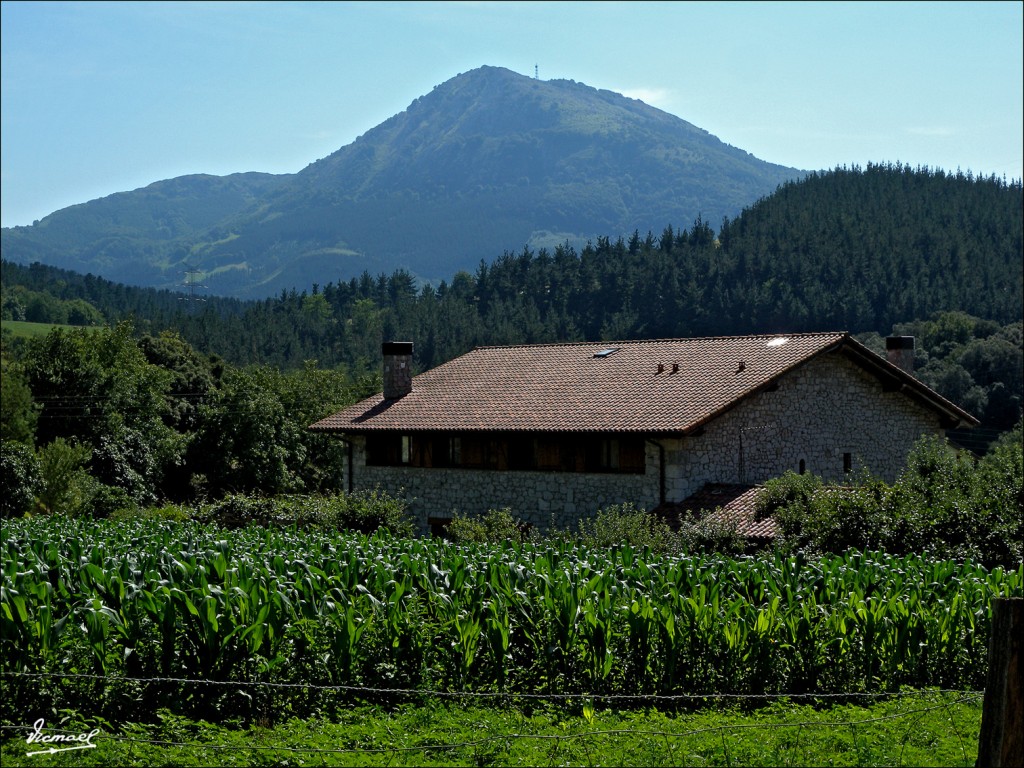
[382,341,413,399]
[885,336,915,374]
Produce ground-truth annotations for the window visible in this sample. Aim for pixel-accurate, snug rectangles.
[367,432,644,474]
[369,436,451,468]
[584,438,644,472]
[843,452,852,474]
[799,459,806,475]
[508,434,535,470]
[617,439,647,473]
[459,435,487,468]
[366,434,408,466]
[602,438,620,470]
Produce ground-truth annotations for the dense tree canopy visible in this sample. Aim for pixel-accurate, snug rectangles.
[1,323,368,514]
[5,164,1018,369]
[2,163,1021,505]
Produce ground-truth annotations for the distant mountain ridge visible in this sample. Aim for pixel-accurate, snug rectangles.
[1,66,803,298]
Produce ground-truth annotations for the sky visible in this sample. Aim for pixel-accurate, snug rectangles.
[2,0,1022,229]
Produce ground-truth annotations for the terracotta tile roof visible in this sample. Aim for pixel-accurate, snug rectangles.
[656,483,778,540]
[312,332,843,434]
[310,332,977,434]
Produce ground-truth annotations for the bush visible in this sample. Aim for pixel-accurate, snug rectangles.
[35,438,95,516]
[675,512,747,555]
[800,482,888,553]
[193,489,416,536]
[89,484,137,519]
[1,440,41,519]
[575,503,681,553]
[971,421,1023,565]
[758,471,823,552]
[283,489,416,536]
[112,502,194,523]
[883,432,1020,562]
[446,505,681,552]
[446,507,529,544]
[758,470,822,518]
[930,423,1023,565]
[194,494,279,529]
[764,432,1023,563]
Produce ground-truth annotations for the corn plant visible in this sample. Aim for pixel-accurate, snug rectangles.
[2,516,1021,723]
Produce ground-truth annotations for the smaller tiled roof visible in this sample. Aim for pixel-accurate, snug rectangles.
[656,483,778,540]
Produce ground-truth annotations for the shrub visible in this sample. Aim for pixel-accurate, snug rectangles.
[883,432,1019,562]
[0,440,40,519]
[336,488,415,536]
[760,471,825,551]
[575,503,681,553]
[675,512,747,555]
[194,494,279,529]
[285,489,416,536]
[446,507,529,544]
[758,471,823,518]
[89,484,137,519]
[193,489,416,536]
[765,431,1023,563]
[35,438,95,516]
[112,502,194,522]
[802,482,888,554]
[971,422,1023,565]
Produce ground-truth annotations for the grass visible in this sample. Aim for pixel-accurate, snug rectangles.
[0,691,982,767]
[0,320,84,338]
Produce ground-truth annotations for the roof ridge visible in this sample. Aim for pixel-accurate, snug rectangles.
[474,331,849,351]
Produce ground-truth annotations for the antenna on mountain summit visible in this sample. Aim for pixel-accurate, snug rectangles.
[179,266,207,310]
[535,64,538,79]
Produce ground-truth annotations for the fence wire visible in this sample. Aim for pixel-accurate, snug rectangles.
[0,669,984,703]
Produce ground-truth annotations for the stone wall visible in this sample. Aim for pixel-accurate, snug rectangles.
[667,353,943,500]
[338,351,945,532]
[345,438,661,533]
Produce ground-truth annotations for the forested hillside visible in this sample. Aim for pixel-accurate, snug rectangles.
[4,163,1022,439]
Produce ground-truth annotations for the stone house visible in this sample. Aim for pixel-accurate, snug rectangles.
[310,334,977,534]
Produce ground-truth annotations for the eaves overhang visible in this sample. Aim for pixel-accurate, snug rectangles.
[837,337,979,429]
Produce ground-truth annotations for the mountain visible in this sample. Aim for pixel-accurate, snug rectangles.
[1,66,803,298]
[1,173,291,287]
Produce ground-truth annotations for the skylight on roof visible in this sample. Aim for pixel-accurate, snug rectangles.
[593,347,620,358]
[766,337,789,348]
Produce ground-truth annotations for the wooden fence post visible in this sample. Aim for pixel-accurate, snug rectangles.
[976,597,1023,768]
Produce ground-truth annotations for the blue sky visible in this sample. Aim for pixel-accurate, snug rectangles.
[2,0,1022,228]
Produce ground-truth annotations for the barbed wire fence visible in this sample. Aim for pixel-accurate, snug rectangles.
[0,670,984,766]
[0,669,984,703]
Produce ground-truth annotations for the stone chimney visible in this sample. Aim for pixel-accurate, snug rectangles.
[382,341,413,399]
[885,336,915,374]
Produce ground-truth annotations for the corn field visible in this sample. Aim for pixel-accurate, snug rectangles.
[2,516,1020,722]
